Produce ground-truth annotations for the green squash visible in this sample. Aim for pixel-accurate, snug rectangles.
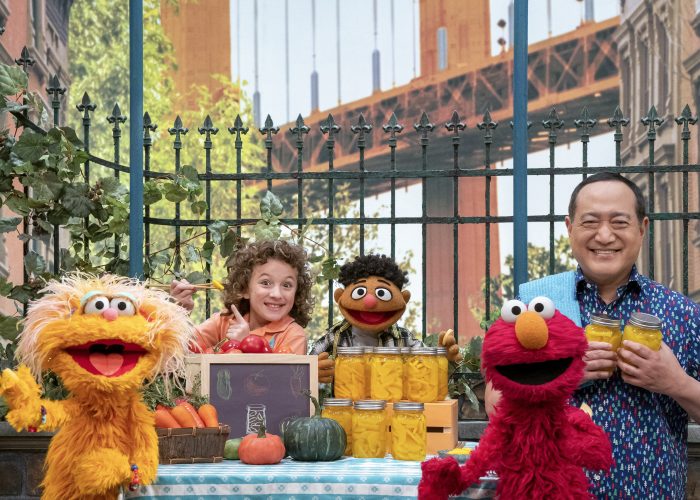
[283,390,347,462]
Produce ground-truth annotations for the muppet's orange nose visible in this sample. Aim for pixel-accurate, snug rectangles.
[514,311,548,350]
[363,294,378,308]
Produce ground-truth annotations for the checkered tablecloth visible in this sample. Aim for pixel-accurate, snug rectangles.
[123,454,497,500]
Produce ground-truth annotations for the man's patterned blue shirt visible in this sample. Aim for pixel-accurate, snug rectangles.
[572,265,699,499]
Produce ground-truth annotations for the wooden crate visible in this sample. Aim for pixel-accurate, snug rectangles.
[386,399,458,455]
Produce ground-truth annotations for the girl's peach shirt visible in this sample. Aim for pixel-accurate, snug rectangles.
[194,312,307,354]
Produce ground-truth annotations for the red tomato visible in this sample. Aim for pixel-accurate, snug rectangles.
[239,335,271,354]
[226,348,243,353]
[220,339,241,353]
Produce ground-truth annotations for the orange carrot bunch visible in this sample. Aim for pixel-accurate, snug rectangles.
[154,402,220,428]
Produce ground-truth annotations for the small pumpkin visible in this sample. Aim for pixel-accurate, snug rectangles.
[238,425,286,465]
[283,390,347,461]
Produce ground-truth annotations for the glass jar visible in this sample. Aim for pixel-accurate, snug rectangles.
[435,346,449,400]
[322,398,353,456]
[406,347,439,403]
[369,347,403,402]
[335,347,367,400]
[391,402,426,461]
[363,347,374,399]
[399,347,410,400]
[585,313,622,373]
[623,312,663,352]
[352,400,387,458]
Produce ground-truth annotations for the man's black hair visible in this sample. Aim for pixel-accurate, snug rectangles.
[338,254,408,289]
[568,172,647,223]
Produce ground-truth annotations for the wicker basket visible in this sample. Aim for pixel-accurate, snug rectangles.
[157,425,230,464]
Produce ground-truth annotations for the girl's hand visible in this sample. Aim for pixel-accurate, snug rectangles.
[226,304,250,342]
[170,279,196,312]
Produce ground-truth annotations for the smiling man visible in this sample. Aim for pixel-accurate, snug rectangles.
[310,254,460,384]
[487,172,700,499]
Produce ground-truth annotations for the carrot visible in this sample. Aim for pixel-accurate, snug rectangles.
[155,408,181,428]
[170,405,199,428]
[176,401,205,428]
[197,403,219,427]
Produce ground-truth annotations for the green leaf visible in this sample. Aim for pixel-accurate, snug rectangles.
[0,217,21,233]
[24,251,46,275]
[99,176,128,198]
[253,219,281,241]
[143,180,162,205]
[9,284,34,304]
[4,194,30,216]
[219,229,237,258]
[0,64,28,96]
[62,184,95,217]
[60,248,77,272]
[259,191,284,221]
[59,127,83,147]
[0,315,20,341]
[164,182,188,203]
[185,271,207,284]
[184,244,199,263]
[207,220,228,244]
[201,241,215,264]
[0,277,13,296]
[190,200,207,215]
[180,165,200,191]
[14,131,46,162]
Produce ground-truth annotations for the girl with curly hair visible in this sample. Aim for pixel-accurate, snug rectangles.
[172,240,314,354]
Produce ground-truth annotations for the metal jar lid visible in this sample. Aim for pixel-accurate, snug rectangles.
[363,346,375,354]
[628,312,662,329]
[435,346,447,355]
[410,347,437,355]
[322,398,353,407]
[589,313,621,328]
[353,399,387,410]
[393,402,425,412]
[373,347,401,355]
[337,346,365,355]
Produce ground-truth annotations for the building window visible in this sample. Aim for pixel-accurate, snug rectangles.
[656,18,669,114]
[30,0,41,48]
[638,38,649,118]
[437,27,448,71]
[621,56,631,120]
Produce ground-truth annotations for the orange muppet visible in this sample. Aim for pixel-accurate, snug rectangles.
[310,254,460,383]
[0,274,195,499]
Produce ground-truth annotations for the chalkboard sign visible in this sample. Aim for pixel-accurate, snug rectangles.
[186,354,319,439]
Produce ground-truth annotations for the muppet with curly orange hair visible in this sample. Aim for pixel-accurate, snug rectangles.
[419,296,613,500]
[0,274,195,500]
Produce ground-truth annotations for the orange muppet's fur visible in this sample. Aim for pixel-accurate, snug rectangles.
[0,274,195,499]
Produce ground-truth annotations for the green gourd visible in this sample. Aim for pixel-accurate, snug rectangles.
[283,390,347,462]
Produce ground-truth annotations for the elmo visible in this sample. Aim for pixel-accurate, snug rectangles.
[0,274,195,499]
[419,296,612,500]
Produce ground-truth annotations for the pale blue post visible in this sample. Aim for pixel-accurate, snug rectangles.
[129,0,144,277]
[512,0,528,289]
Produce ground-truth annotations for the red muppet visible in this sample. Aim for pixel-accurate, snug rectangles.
[309,254,460,383]
[419,296,612,500]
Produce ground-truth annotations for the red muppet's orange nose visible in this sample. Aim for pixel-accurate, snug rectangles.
[514,311,549,350]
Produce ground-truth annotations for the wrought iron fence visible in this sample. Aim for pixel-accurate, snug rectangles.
[7,55,700,339]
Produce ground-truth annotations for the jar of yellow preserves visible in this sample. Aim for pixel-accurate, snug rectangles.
[406,347,439,403]
[363,347,374,398]
[321,398,353,456]
[435,346,449,400]
[391,402,426,461]
[352,400,387,458]
[623,312,663,351]
[585,313,622,373]
[400,347,410,400]
[369,347,403,402]
[335,347,366,400]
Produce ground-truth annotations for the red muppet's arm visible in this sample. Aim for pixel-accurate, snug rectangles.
[419,422,504,500]
[561,406,613,472]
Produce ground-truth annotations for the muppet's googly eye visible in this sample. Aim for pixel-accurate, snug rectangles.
[374,287,393,302]
[528,296,555,319]
[110,297,136,316]
[350,286,368,300]
[83,296,110,315]
[501,299,527,323]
